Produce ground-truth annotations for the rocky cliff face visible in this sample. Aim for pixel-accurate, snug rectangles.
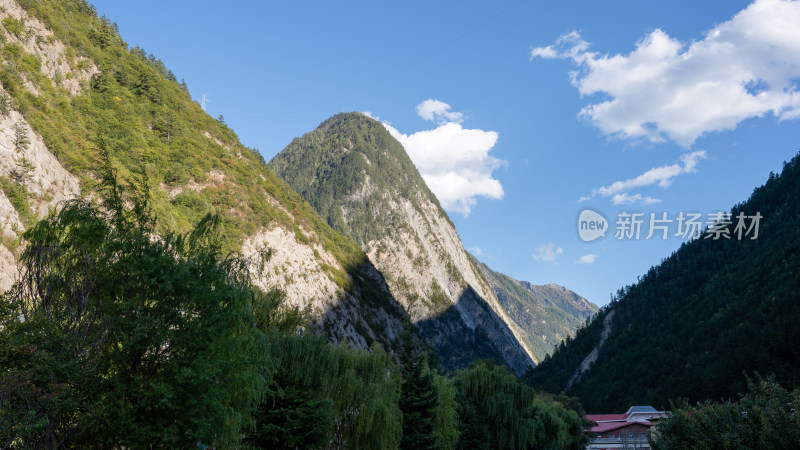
[0,0,403,352]
[473,256,598,362]
[270,113,535,374]
[0,0,92,290]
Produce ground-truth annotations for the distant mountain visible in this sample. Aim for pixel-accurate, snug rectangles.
[471,256,597,362]
[269,113,535,374]
[0,0,405,352]
[527,152,800,412]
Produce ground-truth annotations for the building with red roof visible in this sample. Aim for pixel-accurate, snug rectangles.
[585,406,669,449]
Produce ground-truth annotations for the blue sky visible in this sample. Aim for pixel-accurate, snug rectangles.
[91,0,800,306]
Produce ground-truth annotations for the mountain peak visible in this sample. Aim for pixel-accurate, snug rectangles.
[270,113,535,373]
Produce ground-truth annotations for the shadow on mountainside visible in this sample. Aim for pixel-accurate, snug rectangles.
[416,285,534,376]
[320,255,409,354]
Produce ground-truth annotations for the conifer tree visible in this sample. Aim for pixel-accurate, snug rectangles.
[399,321,441,450]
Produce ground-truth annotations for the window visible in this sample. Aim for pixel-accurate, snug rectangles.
[630,433,635,439]
[609,433,614,439]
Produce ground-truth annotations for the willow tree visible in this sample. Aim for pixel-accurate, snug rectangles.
[249,333,403,449]
[453,360,586,450]
[0,162,272,448]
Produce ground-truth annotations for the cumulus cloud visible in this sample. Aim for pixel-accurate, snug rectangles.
[416,99,465,124]
[581,151,706,204]
[381,100,505,216]
[575,253,597,264]
[533,243,563,264]
[531,0,800,146]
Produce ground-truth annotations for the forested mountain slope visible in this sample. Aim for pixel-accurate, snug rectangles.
[527,151,800,412]
[269,113,536,374]
[0,0,405,350]
[472,255,597,362]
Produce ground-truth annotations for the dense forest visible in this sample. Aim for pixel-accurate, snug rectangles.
[0,0,588,447]
[268,113,448,247]
[0,170,588,448]
[0,0,420,353]
[0,0,377,287]
[527,150,800,413]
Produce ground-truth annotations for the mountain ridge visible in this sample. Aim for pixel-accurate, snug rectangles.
[470,255,598,362]
[269,112,537,374]
[527,151,800,411]
[0,0,407,353]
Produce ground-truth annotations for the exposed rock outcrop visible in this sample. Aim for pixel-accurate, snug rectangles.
[270,113,535,374]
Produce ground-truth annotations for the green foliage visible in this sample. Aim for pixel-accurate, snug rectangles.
[529,152,800,412]
[399,321,442,450]
[269,112,451,247]
[1,0,349,256]
[0,91,11,115]
[473,255,597,362]
[0,170,271,448]
[0,0,397,347]
[0,3,591,448]
[251,384,333,449]
[432,372,460,450]
[1,17,26,38]
[12,121,29,151]
[452,360,588,449]
[428,280,450,315]
[249,333,403,449]
[653,376,800,450]
[0,166,407,450]
[0,175,34,226]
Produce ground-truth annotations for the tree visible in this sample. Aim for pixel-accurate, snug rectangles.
[247,333,402,450]
[652,376,800,450]
[432,373,460,450]
[453,360,586,449]
[398,321,441,450]
[13,121,29,151]
[0,158,272,448]
[247,382,333,449]
[0,92,11,115]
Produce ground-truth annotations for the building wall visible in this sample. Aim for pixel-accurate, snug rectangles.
[601,422,649,439]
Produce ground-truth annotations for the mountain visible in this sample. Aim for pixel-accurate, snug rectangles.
[0,3,591,447]
[269,113,535,374]
[527,151,800,412]
[471,256,598,362]
[0,0,406,352]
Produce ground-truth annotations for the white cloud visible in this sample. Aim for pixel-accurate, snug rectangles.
[381,101,505,216]
[532,243,563,264]
[575,253,597,264]
[416,99,464,124]
[611,193,662,206]
[362,111,380,121]
[531,0,800,146]
[582,151,706,204]
[468,247,484,257]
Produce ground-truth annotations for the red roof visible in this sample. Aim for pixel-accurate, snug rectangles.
[589,421,651,434]
[586,414,629,422]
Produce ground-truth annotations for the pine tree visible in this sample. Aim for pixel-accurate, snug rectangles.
[13,121,29,151]
[399,321,441,450]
